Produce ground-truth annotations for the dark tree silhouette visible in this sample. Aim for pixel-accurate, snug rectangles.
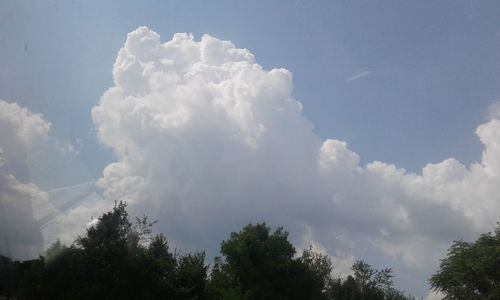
[1,203,413,300]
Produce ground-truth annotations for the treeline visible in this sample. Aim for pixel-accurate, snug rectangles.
[2,202,414,300]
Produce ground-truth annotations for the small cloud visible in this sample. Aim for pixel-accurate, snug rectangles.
[424,290,444,300]
[86,217,98,228]
[346,71,370,82]
[53,139,80,156]
[487,101,500,120]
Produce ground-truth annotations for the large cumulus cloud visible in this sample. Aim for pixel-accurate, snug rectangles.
[92,27,500,295]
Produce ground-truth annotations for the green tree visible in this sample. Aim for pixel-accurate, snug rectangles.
[207,256,240,300]
[174,251,208,300]
[74,201,138,299]
[16,201,208,300]
[5,203,413,300]
[430,224,500,300]
[218,223,295,299]
[146,233,177,298]
[324,260,410,300]
[209,223,333,300]
[295,247,334,300]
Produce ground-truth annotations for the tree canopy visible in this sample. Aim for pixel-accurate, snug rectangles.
[207,223,333,300]
[1,202,413,300]
[430,224,500,299]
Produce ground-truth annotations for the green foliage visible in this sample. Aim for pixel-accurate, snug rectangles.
[1,203,413,300]
[430,224,500,300]
[207,224,278,299]
[324,260,411,300]
[209,223,337,300]
[174,251,208,299]
[217,223,296,299]
[295,247,334,299]
[7,201,208,300]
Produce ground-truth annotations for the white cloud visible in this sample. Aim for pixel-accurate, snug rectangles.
[424,290,444,300]
[0,173,44,260]
[39,194,110,248]
[53,139,80,156]
[0,101,50,159]
[0,102,49,174]
[0,99,51,259]
[91,27,500,296]
[0,99,98,259]
[487,101,500,120]
[0,100,51,181]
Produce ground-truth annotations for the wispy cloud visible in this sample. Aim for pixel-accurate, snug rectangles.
[487,101,500,119]
[346,71,370,82]
[34,181,95,195]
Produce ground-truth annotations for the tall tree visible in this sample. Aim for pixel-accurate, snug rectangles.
[174,251,208,300]
[210,223,333,300]
[15,202,208,300]
[219,223,295,299]
[325,260,410,300]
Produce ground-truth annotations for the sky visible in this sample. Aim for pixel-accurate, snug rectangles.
[2,1,500,298]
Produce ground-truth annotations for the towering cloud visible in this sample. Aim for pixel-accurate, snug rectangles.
[92,27,500,294]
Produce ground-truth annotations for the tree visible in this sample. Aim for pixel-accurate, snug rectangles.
[326,275,362,300]
[146,233,177,298]
[174,251,208,300]
[324,260,410,300]
[3,203,413,300]
[207,256,240,300]
[73,201,139,299]
[295,246,334,299]
[209,223,335,300]
[15,201,208,300]
[430,224,500,299]
[217,223,296,299]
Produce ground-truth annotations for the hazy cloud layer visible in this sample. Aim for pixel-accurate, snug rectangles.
[0,99,107,260]
[0,100,50,259]
[91,27,500,295]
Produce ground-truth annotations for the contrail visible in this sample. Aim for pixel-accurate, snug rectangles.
[33,181,95,195]
[347,71,370,82]
[38,188,96,229]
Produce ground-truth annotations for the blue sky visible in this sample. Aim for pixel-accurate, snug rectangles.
[3,1,499,175]
[2,1,500,297]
